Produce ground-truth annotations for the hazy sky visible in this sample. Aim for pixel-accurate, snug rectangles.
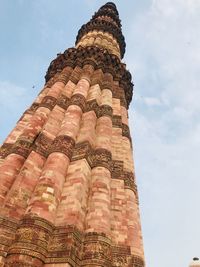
[0,1,200,266]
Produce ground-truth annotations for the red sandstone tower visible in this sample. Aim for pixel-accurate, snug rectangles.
[0,3,145,267]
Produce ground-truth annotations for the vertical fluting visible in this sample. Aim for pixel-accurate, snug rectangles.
[0,2,145,267]
[1,67,75,220]
[25,65,93,223]
[3,84,51,145]
[2,151,46,219]
[0,69,70,206]
[126,189,144,258]
[85,73,113,237]
[55,98,96,230]
[0,154,25,204]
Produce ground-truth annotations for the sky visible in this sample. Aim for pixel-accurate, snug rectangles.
[0,0,200,266]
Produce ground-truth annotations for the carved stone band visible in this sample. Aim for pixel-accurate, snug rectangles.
[122,123,131,141]
[49,135,75,159]
[86,100,113,118]
[33,133,53,158]
[40,95,57,111]
[11,139,33,159]
[70,93,86,112]
[0,143,13,158]
[87,148,112,171]
[0,215,144,267]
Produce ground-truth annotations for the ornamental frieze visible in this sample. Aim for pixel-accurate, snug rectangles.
[71,141,92,162]
[86,99,99,114]
[82,232,112,266]
[123,172,136,191]
[40,95,57,111]
[0,143,13,158]
[4,261,41,267]
[111,160,124,179]
[87,148,112,171]
[25,102,40,114]
[11,138,33,159]
[0,215,144,266]
[86,100,113,118]
[130,255,145,267]
[33,133,53,158]
[122,123,131,140]
[98,104,113,118]
[112,245,131,267]
[57,94,70,110]
[123,172,139,202]
[49,135,75,159]
[7,215,54,264]
[70,93,86,112]
[112,115,122,128]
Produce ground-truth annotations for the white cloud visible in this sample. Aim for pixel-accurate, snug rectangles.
[0,81,32,111]
[0,81,36,143]
[143,96,162,106]
[125,0,200,266]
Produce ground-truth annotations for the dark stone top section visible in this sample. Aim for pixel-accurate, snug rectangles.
[45,46,133,108]
[76,2,126,58]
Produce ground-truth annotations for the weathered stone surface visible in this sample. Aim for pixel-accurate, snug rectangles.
[0,2,145,267]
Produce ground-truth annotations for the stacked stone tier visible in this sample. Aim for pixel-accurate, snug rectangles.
[45,46,133,108]
[76,2,125,58]
[0,62,144,266]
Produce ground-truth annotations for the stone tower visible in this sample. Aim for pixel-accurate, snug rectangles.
[190,258,200,267]
[0,2,145,267]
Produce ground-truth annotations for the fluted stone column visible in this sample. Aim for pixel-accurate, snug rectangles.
[0,2,146,267]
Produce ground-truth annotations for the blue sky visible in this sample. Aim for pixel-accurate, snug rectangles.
[0,1,200,266]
